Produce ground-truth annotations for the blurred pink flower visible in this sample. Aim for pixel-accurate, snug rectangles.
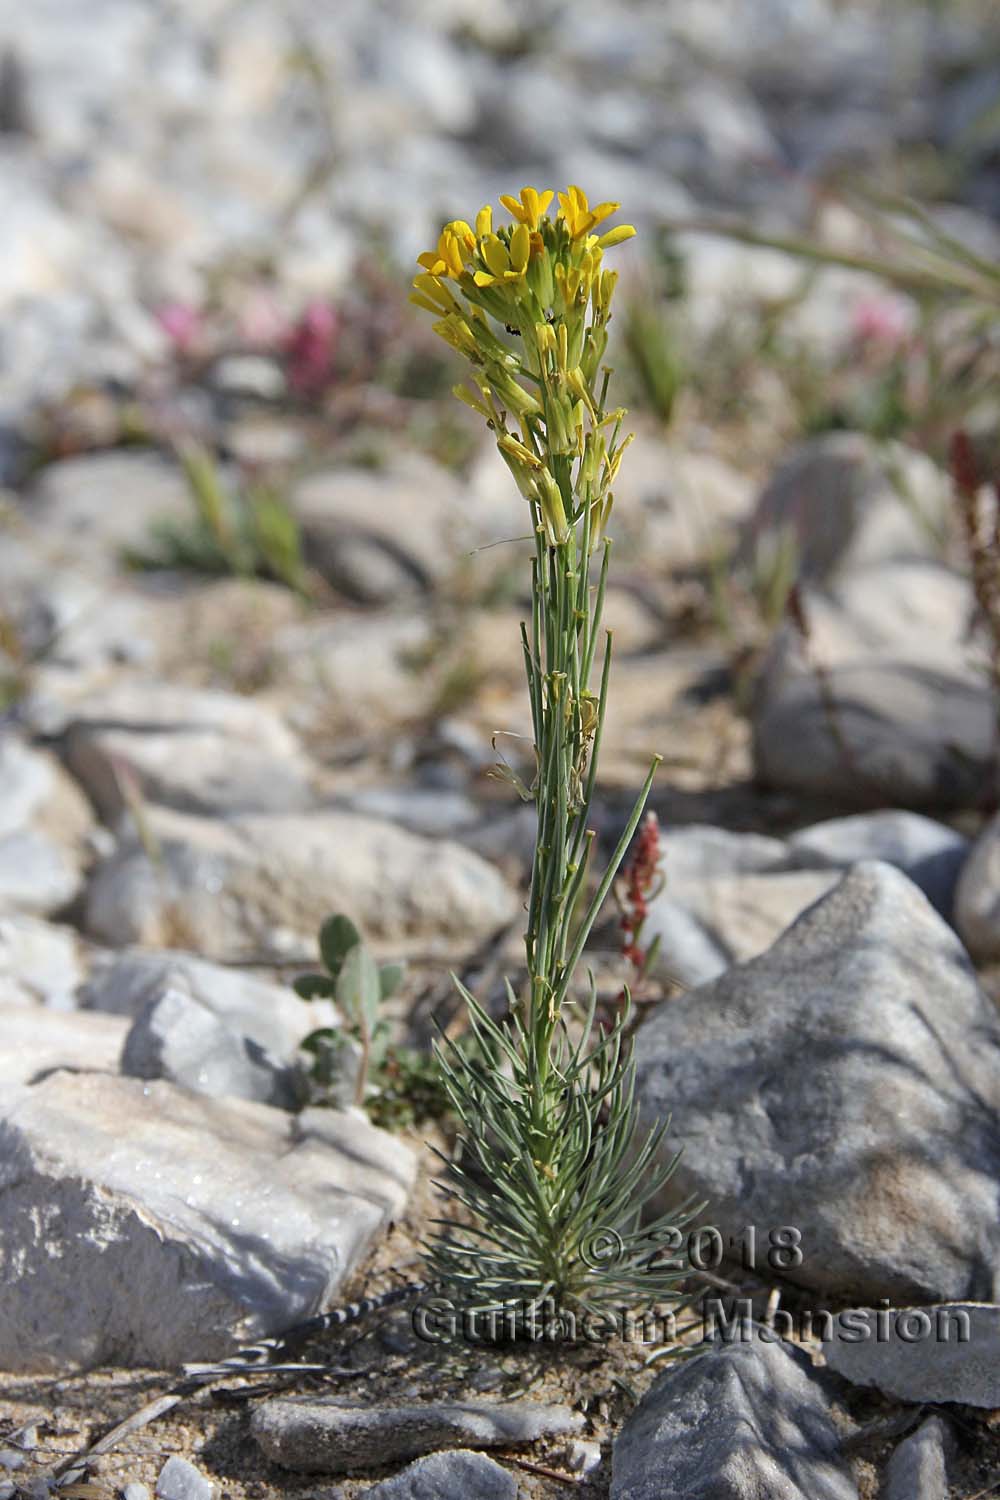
[155,302,203,355]
[238,287,288,347]
[283,300,338,395]
[851,293,912,348]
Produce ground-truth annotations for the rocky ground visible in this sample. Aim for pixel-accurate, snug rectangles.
[4,0,1000,1496]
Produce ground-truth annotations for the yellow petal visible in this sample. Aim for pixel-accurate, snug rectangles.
[476,204,492,238]
[448,219,476,252]
[417,251,446,274]
[597,224,636,249]
[412,273,452,308]
[499,194,528,224]
[588,200,620,230]
[509,223,531,273]
[441,231,466,278]
[409,291,443,314]
[481,234,511,277]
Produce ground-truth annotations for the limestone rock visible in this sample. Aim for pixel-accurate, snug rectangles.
[83,807,518,960]
[636,862,1000,1303]
[0,1071,414,1371]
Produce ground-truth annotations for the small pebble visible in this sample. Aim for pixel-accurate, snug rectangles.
[122,1484,151,1500]
[0,1453,25,1472]
[568,1439,602,1474]
[0,1481,17,1500]
[155,1457,214,1500]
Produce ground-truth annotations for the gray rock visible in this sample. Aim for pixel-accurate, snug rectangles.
[155,1459,213,1500]
[568,1440,602,1475]
[365,1450,517,1500]
[81,948,332,1057]
[269,613,432,736]
[824,1302,1000,1408]
[0,1481,14,1499]
[743,434,952,585]
[640,896,730,988]
[753,586,992,808]
[654,825,790,882]
[955,813,1000,962]
[786,810,968,917]
[83,807,518,961]
[611,1338,857,1500]
[612,437,755,571]
[0,1453,24,1472]
[0,913,90,1009]
[343,787,481,841]
[0,1071,413,1371]
[120,982,304,1110]
[0,1005,127,1090]
[251,1396,583,1473]
[62,681,314,822]
[0,736,92,914]
[293,456,463,604]
[122,1485,151,1500]
[643,815,966,984]
[20,452,191,570]
[885,1415,953,1500]
[645,869,839,985]
[0,830,83,916]
[636,862,1000,1303]
[2,555,167,693]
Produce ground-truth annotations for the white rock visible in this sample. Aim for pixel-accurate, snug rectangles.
[120,982,304,1110]
[20,452,192,570]
[0,737,92,914]
[0,1005,127,1091]
[269,613,433,734]
[646,869,839,983]
[787,810,968,918]
[752,567,992,808]
[80,947,332,1055]
[743,434,953,585]
[62,680,315,821]
[0,1071,413,1371]
[292,456,465,604]
[83,807,518,960]
[613,436,755,571]
[156,1457,213,1500]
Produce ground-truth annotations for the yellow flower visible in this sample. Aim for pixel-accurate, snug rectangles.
[408,272,459,316]
[596,224,636,249]
[499,186,554,231]
[557,185,620,239]
[416,220,476,279]
[473,231,531,288]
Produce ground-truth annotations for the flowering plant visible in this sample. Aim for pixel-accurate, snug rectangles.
[411,187,694,1329]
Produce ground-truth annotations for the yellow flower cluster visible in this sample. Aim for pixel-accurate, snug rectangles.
[410,186,636,552]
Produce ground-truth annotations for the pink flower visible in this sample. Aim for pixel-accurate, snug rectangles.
[155,302,203,355]
[283,300,338,395]
[237,288,288,348]
[851,294,912,348]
